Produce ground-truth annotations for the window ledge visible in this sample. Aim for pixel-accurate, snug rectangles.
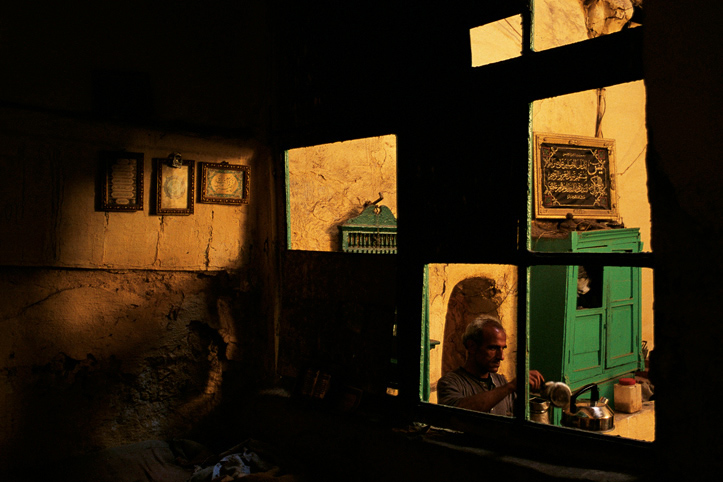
[241,392,650,481]
[418,428,644,481]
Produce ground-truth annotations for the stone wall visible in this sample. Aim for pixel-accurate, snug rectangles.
[0,108,277,470]
[0,268,235,463]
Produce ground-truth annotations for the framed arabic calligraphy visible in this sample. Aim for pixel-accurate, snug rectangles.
[98,151,144,212]
[533,133,619,220]
[198,162,250,205]
[153,158,195,215]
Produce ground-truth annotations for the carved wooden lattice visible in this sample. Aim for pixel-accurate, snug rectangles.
[339,205,397,254]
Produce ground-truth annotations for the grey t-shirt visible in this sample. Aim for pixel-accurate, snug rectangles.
[436,367,515,416]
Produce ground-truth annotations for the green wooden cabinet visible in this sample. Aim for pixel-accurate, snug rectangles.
[529,228,644,415]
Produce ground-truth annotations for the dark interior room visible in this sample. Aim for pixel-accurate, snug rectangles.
[2,1,722,481]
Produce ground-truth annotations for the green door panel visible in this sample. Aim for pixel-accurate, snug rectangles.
[607,303,639,369]
[608,266,634,301]
[568,311,604,383]
[529,265,569,383]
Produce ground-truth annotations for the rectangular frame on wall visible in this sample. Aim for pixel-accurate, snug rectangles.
[98,151,144,212]
[198,161,250,205]
[153,158,195,215]
[533,133,619,221]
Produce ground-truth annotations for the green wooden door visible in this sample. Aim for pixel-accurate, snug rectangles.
[529,264,569,385]
[567,308,606,384]
[565,229,642,384]
[605,260,641,370]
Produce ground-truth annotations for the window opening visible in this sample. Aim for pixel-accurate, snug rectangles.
[529,81,650,252]
[524,71,653,440]
[285,135,397,252]
[422,263,519,419]
[469,15,523,67]
[528,263,654,441]
[404,0,654,462]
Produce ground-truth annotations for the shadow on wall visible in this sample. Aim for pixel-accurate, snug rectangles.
[0,267,256,471]
[442,278,503,377]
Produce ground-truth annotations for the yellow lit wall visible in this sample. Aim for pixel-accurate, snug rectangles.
[0,109,266,271]
[286,135,397,252]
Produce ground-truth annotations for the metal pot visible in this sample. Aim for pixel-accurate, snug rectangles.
[541,381,572,408]
[561,383,615,432]
[529,396,551,424]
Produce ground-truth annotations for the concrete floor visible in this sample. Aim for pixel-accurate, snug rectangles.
[607,401,655,442]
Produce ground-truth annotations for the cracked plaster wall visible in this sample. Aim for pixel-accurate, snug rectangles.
[0,268,253,466]
[0,108,275,470]
[534,0,640,51]
[286,135,397,252]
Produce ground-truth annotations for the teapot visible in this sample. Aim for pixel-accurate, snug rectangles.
[560,383,615,432]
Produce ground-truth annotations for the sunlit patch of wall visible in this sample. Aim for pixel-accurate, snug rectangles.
[286,135,397,252]
[469,15,522,67]
[0,108,261,271]
[533,0,589,51]
[533,0,641,52]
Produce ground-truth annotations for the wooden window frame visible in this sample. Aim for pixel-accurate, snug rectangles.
[400,5,653,475]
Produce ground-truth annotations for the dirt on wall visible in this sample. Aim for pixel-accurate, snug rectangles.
[0,266,263,470]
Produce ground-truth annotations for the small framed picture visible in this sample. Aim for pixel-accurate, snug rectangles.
[198,161,250,205]
[98,151,144,212]
[154,158,195,215]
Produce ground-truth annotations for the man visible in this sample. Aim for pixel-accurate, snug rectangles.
[437,315,545,416]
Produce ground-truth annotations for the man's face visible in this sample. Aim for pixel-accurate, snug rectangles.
[470,326,507,374]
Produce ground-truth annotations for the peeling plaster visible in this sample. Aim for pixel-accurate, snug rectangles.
[583,0,636,38]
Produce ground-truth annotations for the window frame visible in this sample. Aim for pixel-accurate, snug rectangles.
[275,1,655,474]
[396,4,654,474]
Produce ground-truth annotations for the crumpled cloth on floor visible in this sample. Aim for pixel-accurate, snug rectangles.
[188,439,298,482]
[213,453,252,480]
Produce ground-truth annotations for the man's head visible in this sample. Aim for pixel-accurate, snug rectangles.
[462,315,507,376]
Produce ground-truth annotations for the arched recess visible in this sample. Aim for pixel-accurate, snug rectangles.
[441,277,505,377]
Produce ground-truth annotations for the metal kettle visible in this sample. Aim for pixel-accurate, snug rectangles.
[561,383,615,432]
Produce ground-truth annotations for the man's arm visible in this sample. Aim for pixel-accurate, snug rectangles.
[437,370,545,413]
[452,382,516,412]
[457,370,544,412]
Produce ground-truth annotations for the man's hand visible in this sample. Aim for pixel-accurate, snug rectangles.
[529,370,545,391]
[507,370,545,392]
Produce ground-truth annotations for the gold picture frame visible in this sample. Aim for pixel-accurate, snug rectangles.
[154,158,195,215]
[533,133,619,221]
[198,161,250,205]
[98,151,144,212]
